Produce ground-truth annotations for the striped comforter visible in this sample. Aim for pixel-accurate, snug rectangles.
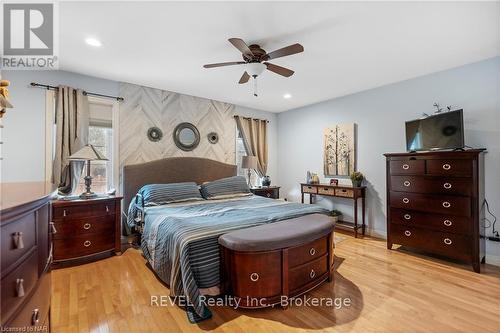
[134,195,329,322]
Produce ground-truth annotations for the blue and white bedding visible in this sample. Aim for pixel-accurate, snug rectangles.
[128,195,329,322]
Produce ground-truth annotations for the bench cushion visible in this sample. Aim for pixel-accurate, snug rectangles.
[218,214,334,252]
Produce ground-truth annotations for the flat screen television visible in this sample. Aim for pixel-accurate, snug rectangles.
[405,109,464,152]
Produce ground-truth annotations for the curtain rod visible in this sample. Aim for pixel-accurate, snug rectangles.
[234,115,269,123]
[30,82,124,102]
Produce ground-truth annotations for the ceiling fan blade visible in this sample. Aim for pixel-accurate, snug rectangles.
[238,71,250,84]
[264,62,294,77]
[228,38,254,59]
[203,61,246,68]
[263,43,304,61]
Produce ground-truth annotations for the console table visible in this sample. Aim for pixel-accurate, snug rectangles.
[301,183,366,237]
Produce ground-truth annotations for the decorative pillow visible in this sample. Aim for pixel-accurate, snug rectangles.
[200,176,251,200]
[139,182,203,206]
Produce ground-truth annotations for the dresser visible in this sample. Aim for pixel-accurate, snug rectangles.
[250,186,280,199]
[385,150,486,272]
[1,182,54,332]
[51,196,122,267]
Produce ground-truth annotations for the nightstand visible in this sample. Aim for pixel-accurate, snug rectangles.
[250,186,280,199]
[51,196,122,268]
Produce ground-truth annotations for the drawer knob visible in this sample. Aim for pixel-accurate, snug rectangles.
[309,247,316,256]
[31,308,40,325]
[403,214,411,220]
[250,273,259,282]
[13,232,24,249]
[443,183,452,189]
[444,238,453,245]
[63,209,67,217]
[402,198,410,204]
[444,220,453,227]
[50,222,57,234]
[106,205,110,213]
[84,240,92,247]
[404,230,412,237]
[403,180,411,187]
[266,193,271,198]
[16,278,25,297]
[310,269,316,279]
[442,201,451,208]
[83,223,91,230]
[402,164,410,170]
[442,164,451,170]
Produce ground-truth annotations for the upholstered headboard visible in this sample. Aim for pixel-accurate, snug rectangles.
[122,157,237,211]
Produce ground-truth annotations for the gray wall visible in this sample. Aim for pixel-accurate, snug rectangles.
[276,56,500,261]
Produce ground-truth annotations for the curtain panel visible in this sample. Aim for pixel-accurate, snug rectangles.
[52,86,89,195]
[235,116,268,177]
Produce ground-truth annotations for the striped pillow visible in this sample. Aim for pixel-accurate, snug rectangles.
[200,176,251,200]
[139,182,203,206]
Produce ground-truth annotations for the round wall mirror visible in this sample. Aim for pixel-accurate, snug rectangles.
[173,122,200,151]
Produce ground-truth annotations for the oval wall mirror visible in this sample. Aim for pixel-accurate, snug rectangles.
[173,122,200,151]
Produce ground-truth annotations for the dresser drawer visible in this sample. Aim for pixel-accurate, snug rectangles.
[390,176,472,196]
[53,233,115,260]
[317,186,335,196]
[390,160,425,175]
[302,185,317,194]
[390,208,471,234]
[5,271,51,330]
[389,191,471,217]
[335,188,354,198]
[390,223,471,261]
[1,213,37,274]
[426,159,472,177]
[288,236,328,268]
[1,250,39,323]
[53,201,115,220]
[289,256,328,292]
[53,215,115,240]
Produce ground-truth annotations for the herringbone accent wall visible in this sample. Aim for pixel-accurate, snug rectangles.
[119,83,236,183]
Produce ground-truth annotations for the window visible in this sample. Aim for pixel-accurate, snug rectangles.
[236,128,258,186]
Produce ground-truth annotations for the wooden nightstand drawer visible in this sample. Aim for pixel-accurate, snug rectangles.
[53,233,115,260]
[53,201,115,220]
[302,185,317,194]
[53,215,115,240]
[335,188,354,198]
[251,187,280,199]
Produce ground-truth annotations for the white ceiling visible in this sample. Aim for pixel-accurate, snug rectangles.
[60,1,500,112]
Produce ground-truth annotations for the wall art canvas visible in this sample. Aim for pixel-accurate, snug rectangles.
[323,123,356,176]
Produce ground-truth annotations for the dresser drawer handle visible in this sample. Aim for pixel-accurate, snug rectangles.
[16,278,25,297]
[443,183,452,189]
[444,238,452,245]
[309,248,316,256]
[250,273,259,282]
[442,201,451,208]
[266,193,271,198]
[84,240,92,247]
[63,209,67,217]
[50,222,57,234]
[403,214,411,220]
[402,164,410,170]
[323,188,329,191]
[307,186,312,189]
[403,180,411,187]
[404,230,411,237]
[106,205,110,213]
[442,164,451,170]
[402,198,409,204]
[13,232,24,249]
[31,308,40,325]
[310,269,316,279]
[83,223,92,230]
[444,220,453,227]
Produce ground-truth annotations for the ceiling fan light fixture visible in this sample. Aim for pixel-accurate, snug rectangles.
[283,93,292,99]
[246,63,266,77]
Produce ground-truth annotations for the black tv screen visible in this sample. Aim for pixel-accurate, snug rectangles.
[405,110,464,151]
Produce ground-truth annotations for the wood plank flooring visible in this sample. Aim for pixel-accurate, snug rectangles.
[51,234,500,333]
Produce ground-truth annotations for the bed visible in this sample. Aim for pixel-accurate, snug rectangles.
[123,157,329,322]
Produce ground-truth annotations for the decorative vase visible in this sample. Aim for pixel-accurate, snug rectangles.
[262,176,271,187]
[311,174,320,184]
[352,179,362,187]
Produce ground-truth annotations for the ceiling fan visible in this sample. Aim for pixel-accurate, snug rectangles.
[203,38,304,96]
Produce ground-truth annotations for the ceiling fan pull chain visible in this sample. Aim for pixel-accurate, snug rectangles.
[254,77,258,97]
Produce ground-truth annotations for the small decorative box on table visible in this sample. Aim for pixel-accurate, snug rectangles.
[51,196,122,268]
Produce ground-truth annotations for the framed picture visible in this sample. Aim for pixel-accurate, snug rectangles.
[323,123,356,176]
[330,179,339,186]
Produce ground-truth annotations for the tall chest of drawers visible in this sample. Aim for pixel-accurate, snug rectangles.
[384,150,486,273]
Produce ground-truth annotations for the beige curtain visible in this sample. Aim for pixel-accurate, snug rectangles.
[52,86,89,195]
[235,116,268,177]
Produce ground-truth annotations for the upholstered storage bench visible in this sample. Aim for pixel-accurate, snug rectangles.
[219,214,335,308]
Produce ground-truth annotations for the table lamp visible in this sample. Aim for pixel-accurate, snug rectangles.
[69,144,108,199]
[241,155,258,187]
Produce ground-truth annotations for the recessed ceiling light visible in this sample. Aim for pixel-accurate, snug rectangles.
[85,37,102,47]
[283,93,292,99]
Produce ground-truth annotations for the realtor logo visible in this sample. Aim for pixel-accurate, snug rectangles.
[1,2,58,69]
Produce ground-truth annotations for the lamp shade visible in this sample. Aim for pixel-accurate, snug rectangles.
[241,155,258,169]
[69,144,108,161]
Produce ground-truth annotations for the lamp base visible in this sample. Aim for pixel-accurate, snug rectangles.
[79,191,97,199]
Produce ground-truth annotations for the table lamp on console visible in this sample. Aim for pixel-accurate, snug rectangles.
[69,144,108,199]
[241,155,258,187]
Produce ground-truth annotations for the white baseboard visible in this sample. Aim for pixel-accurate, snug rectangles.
[486,254,500,266]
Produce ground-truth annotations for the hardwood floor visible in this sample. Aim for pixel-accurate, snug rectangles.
[51,234,500,333]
